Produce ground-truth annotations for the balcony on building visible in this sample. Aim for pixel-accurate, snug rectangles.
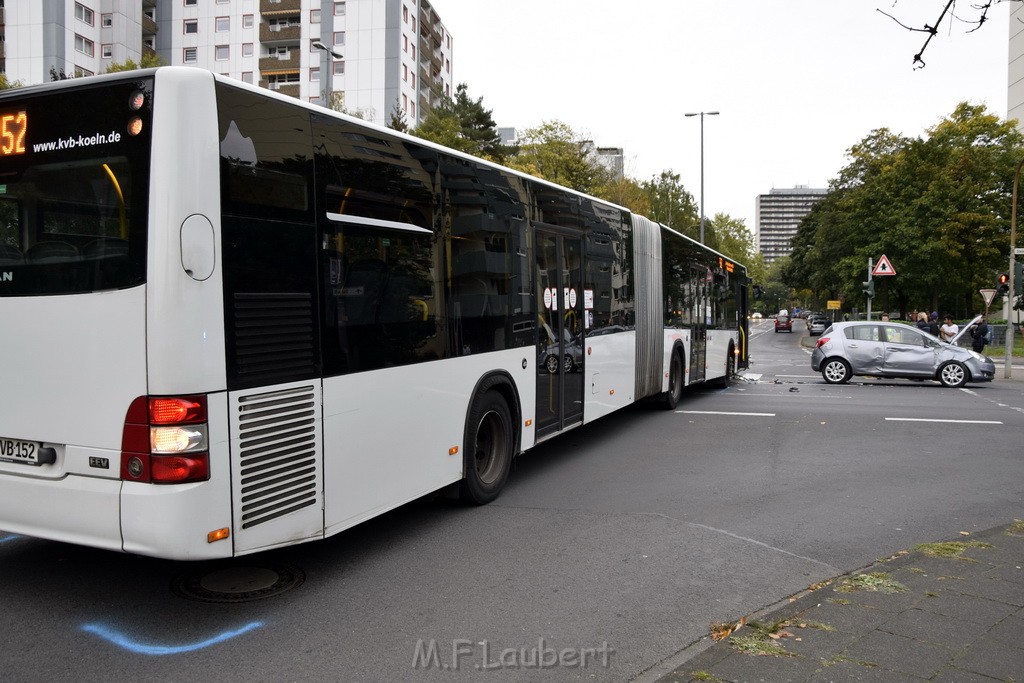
[261,0,301,14]
[260,21,301,44]
[142,13,158,36]
[259,51,300,72]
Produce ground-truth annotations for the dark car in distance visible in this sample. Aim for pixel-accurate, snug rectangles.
[775,314,793,333]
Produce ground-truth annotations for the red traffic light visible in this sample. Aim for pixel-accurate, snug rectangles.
[997,272,1010,295]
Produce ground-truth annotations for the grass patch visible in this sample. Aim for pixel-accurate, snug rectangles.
[1006,519,1024,536]
[914,541,992,559]
[835,572,908,594]
[729,634,796,657]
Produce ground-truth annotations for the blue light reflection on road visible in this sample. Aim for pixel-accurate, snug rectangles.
[81,621,264,655]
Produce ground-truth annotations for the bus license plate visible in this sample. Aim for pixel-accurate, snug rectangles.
[0,438,42,466]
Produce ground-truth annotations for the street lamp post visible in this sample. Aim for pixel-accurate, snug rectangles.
[684,110,719,244]
[312,40,343,109]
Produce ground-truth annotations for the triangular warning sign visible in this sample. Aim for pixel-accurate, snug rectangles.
[872,254,896,276]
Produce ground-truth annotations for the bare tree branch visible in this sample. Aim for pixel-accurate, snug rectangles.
[881,0,1021,68]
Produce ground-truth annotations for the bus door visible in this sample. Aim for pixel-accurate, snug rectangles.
[690,266,708,383]
[535,229,584,438]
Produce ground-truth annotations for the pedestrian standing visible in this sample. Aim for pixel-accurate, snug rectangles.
[939,315,959,342]
[969,315,989,353]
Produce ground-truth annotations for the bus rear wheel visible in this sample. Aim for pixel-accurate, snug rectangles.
[660,349,684,409]
[459,389,514,504]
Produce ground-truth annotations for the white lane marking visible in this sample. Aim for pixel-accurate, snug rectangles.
[884,417,1003,424]
[676,410,776,417]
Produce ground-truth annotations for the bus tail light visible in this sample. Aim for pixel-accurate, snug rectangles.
[121,395,210,484]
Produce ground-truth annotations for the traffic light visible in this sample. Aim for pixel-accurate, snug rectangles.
[862,280,874,298]
[996,272,1010,296]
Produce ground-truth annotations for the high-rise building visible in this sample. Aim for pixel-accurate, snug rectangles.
[755,186,828,265]
[0,0,453,128]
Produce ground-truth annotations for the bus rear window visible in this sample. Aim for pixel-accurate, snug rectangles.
[0,158,144,294]
[0,78,151,296]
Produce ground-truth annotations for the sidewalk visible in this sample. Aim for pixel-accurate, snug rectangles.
[658,521,1024,682]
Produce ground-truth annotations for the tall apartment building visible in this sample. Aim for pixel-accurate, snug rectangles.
[0,0,453,128]
[754,186,828,265]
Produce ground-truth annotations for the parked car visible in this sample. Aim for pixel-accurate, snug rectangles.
[807,316,828,336]
[810,316,994,387]
[775,314,793,333]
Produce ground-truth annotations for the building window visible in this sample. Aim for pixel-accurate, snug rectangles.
[333,32,345,47]
[74,34,95,57]
[402,64,407,81]
[184,47,198,63]
[74,65,94,78]
[101,44,112,58]
[216,17,230,32]
[410,73,415,88]
[403,35,408,52]
[310,9,321,23]
[333,61,344,76]
[184,19,198,34]
[215,45,230,61]
[101,14,112,28]
[243,14,254,29]
[75,3,94,26]
[335,2,346,15]
[310,67,320,81]
[242,43,253,57]
[242,72,253,84]
[184,0,197,5]
[216,0,229,4]
[403,5,408,23]
[410,45,415,60]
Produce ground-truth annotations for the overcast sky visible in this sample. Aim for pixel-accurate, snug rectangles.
[438,0,1011,236]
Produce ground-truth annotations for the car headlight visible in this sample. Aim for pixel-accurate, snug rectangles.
[968,350,986,362]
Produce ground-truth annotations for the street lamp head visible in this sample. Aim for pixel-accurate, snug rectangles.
[312,41,344,60]
[684,111,720,117]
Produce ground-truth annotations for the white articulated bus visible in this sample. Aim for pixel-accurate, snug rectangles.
[0,68,748,560]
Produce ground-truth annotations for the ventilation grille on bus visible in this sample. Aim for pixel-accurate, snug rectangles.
[233,292,316,384]
[237,385,319,530]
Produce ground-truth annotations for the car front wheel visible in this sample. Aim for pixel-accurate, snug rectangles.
[938,361,968,388]
[821,358,851,384]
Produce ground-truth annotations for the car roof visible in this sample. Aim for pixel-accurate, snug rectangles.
[823,316,982,344]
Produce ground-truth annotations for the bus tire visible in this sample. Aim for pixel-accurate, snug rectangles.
[714,344,736,387]
[659,348,684,410]
[459,388,514,505]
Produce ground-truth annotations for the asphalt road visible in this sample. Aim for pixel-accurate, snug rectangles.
[2,318,1022,682]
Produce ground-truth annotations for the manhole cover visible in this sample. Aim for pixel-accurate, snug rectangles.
[171,562,305,603]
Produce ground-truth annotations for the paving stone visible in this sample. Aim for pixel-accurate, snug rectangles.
[983,613,1024,649]
[700,646,823,683]
[875,608,981,650]
[914,588,1020,626]
[930,664,1006,682]
[984,562,1024,586]
[840,630,952,679]
[957,575,1024,607]
[807,658,925,681]
[951,636,1024,681]
[799,601,897,635]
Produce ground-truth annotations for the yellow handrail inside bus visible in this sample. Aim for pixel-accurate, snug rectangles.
[101,163,127,239]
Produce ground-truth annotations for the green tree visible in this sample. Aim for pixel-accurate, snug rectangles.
[414,83,512,163]
[639,171,698,238]
[104,53,166,73]
[786,102,1024,318]
[387,100,409,133]
[0,74,23,90]
[507,120,610,194]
